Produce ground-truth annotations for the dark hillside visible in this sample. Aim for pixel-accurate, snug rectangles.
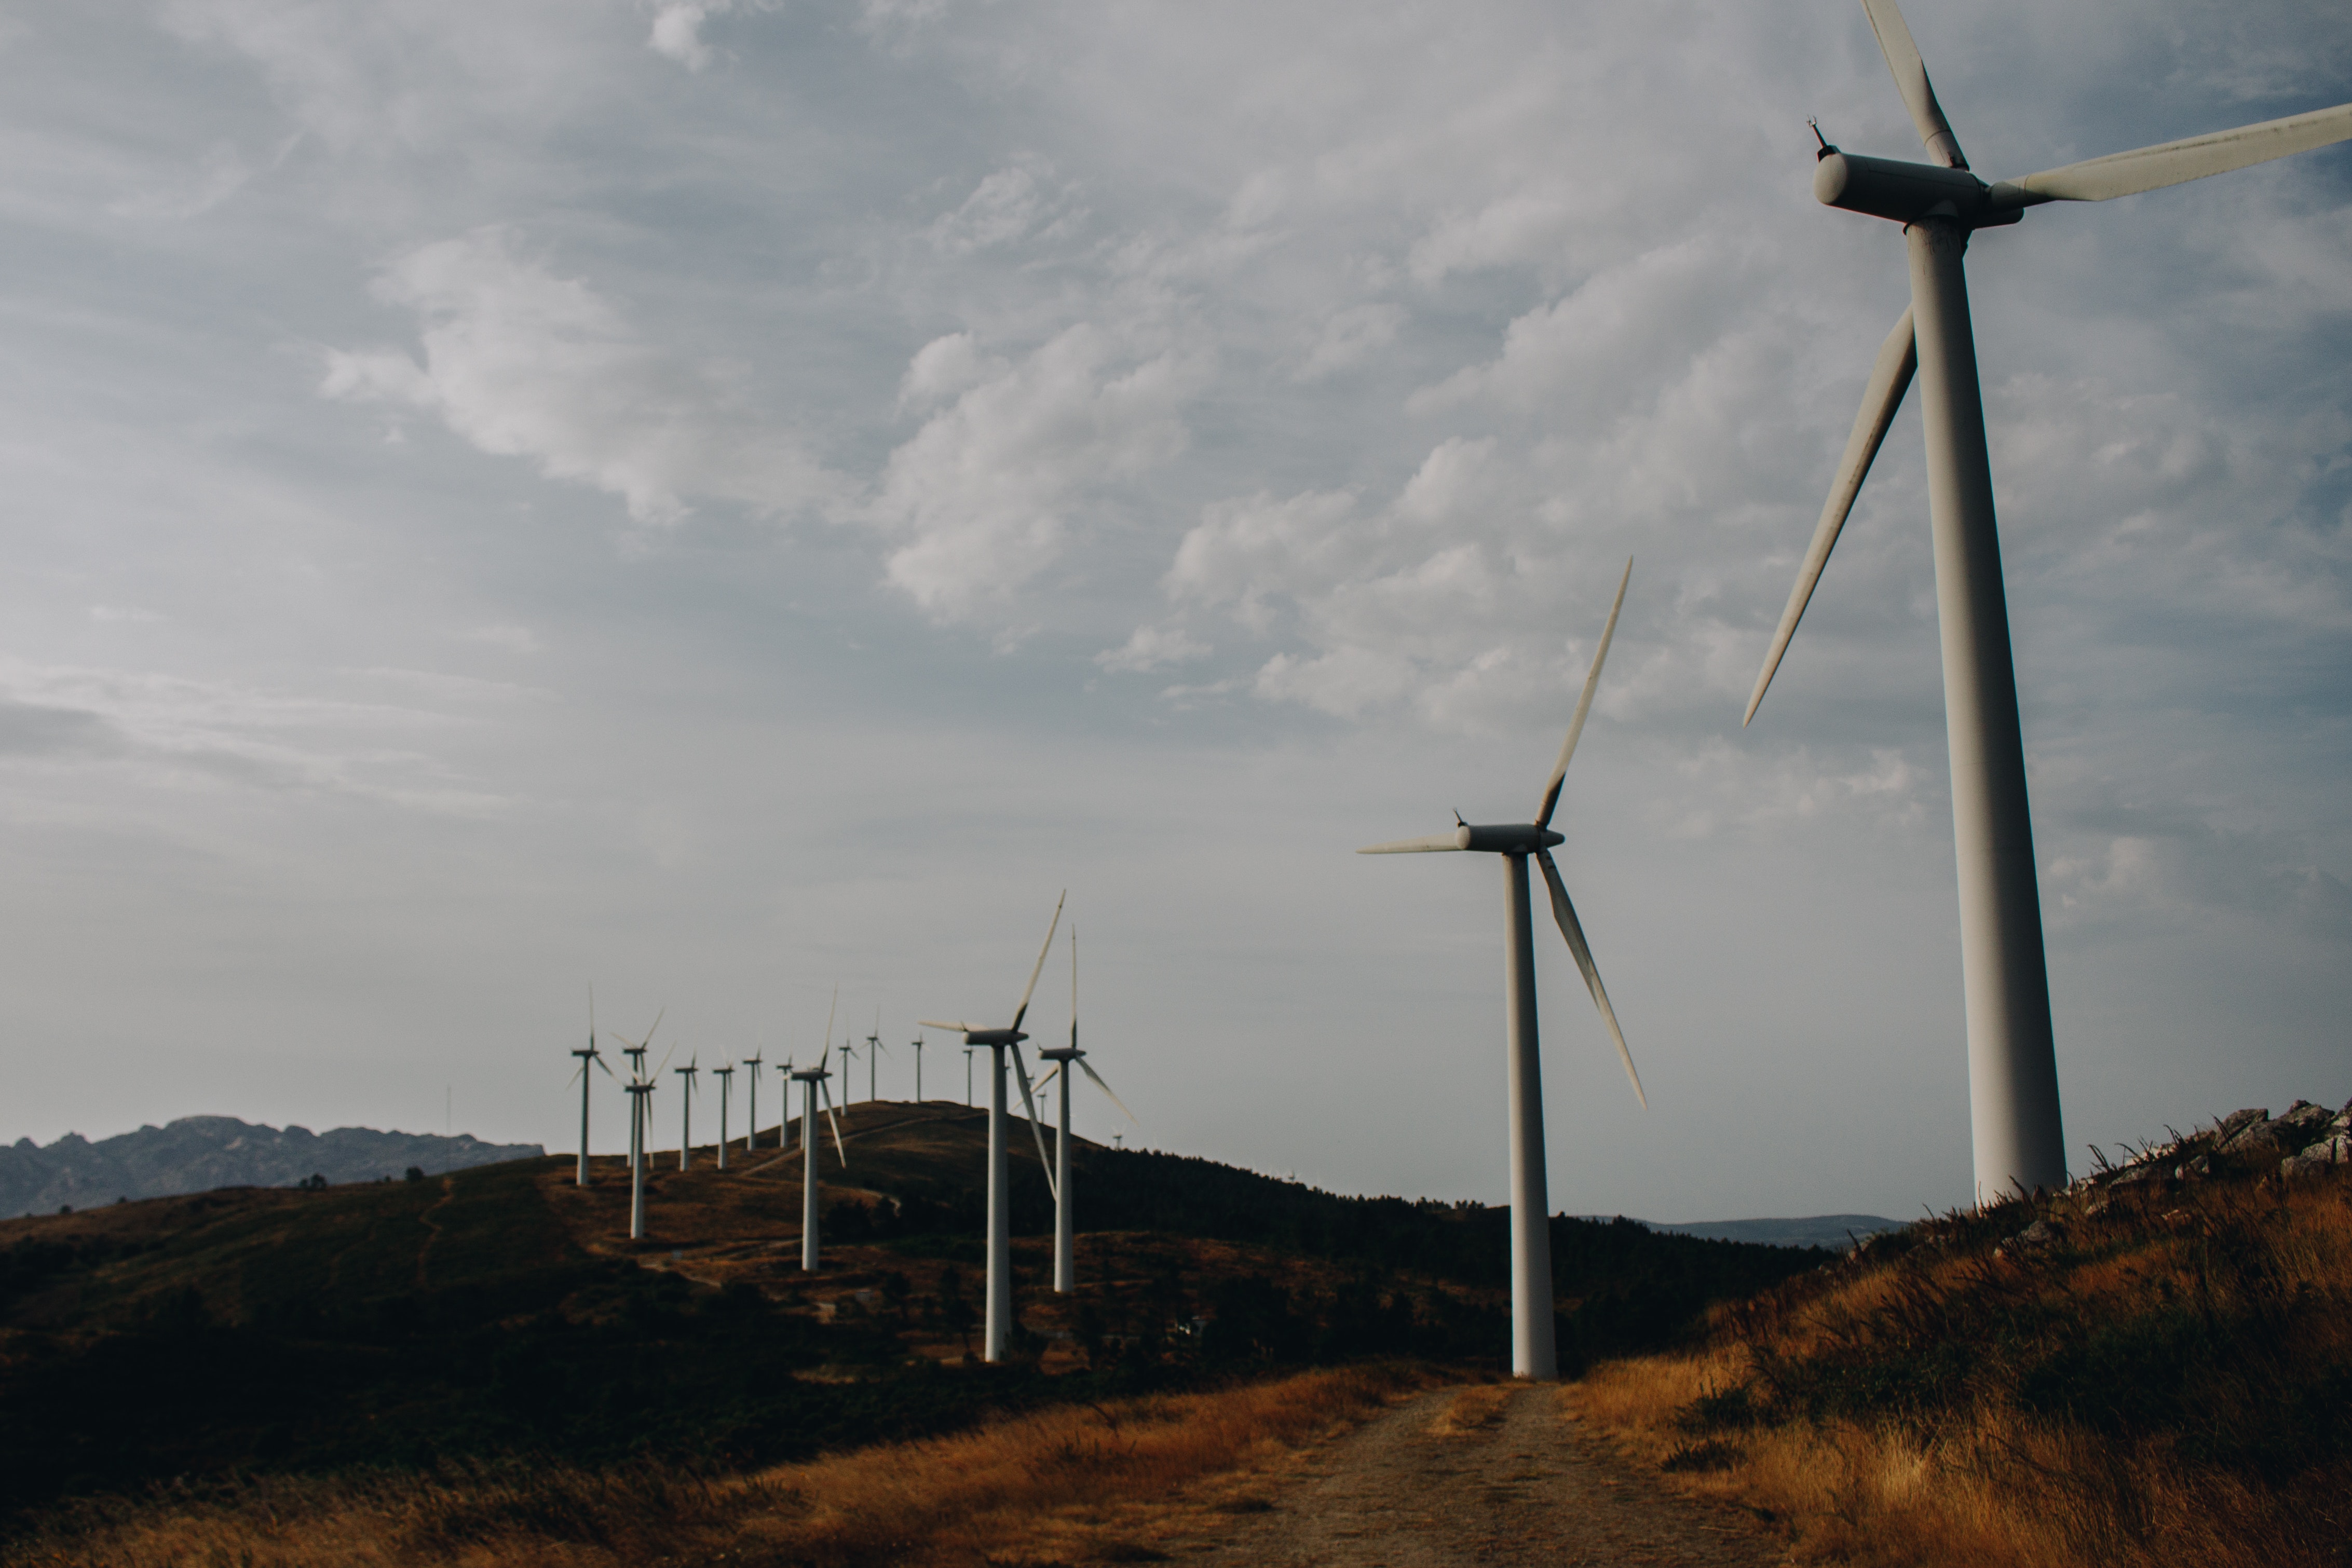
[0,1098,1821,1517]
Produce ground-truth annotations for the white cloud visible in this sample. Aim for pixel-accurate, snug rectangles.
[1095,623,1208,674]
[647,2,729,71]
[321,227,842,525]
[870,323,1205,620]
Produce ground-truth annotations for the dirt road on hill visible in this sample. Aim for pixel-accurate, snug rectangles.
[1166,1384,1786,1567]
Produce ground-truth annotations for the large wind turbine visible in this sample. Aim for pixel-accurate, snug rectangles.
[921,892,1067,1364]
[1745,0,2352,1205]
[1362,558,1645,1382]
[568,989,614,1186]
[788,1054,848,1271]
[1036,924,1136,1294]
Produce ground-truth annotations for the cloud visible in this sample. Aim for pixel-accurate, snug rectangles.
[1095,623,1209,674]
[646,2,730,71]
[321,227,843,525]
[869,323,1205,620]
[928,159,1084,255]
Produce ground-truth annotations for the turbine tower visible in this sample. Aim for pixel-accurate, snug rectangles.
[1746,0,2352,1205]
[921,891,1067,1364]
[788,1056,847,1271]
[865,1011,886,1102]
[1036,924,1136,1294]
[912,1035,925,1102]
[674,1056,699,1171]
[742,1048,765,1153]
[568,989,614,1186]
[1361,558,1646,1381]
[712,1062,734,1170]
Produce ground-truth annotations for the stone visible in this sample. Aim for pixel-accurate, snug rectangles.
[2283,1133,2350,1178]
[2214,1107,2271,1142]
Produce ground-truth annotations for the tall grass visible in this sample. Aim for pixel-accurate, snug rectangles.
[1566,1157,2352,1567]
[6,1364,1421,1568]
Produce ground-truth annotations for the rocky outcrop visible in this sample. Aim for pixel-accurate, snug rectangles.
[2086,1099,2351,1192]
[1,1117,543,1216]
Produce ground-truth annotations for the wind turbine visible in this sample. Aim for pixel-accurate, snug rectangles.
[865,1011,886,1102]
[787,1055,847,1271]
[611,1010,663,1179]
[712,1062,734,1170]
[674,1055,699,1171]
[921,891,1067,1363]
[964,1046,975,1106]
[1745,0,2352,1205]
[568,988,614,1186]
[837,1029,858,1108]
[1361,558,1644,1382]
[912,1035,925,1102]
[1037,924,1136,1294]
[742,1048,765,1152]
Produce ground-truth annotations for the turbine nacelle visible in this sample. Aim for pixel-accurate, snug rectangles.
[1813,148,2023,229]
[1037,1045,1081,1062]
[1459,823,1566,854]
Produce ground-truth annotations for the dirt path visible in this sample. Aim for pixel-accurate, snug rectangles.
[1168,1384,1785,1567]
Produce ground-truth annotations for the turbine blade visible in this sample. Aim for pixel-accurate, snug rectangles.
[917,1019,978,1033]
[594,1055,615,1079]
[824,984,837,1051]
[1534,555,1633,830]
[1078,1058,1138,1125]
[1745,306,1916,727]
[1011,891,1066,1033]
[820,1079,847,1164]
[568,1063,584,1088]
[1009,1044,1058,1201]
[1356,833,1464,854]
[1989,100,2352,209]
[1536,850,1647,1110]
[640,1006,665,1049]
[1858,0,1967,169]
[1036,1064,1062,1094]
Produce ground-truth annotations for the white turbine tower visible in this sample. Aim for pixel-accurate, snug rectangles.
[912,1035,925,1102]
[674,1055,699,1171]
[742,1048,766,1152]
[712,1062,734,1171]
[1361,559,1646,1382]
[921,891,1067,1364]
[791,1008,849,1271]
[568,989,614,1186]
[865,1011,887,1102]
[1747,0,2352,1205]
[1036,925,1136,1294]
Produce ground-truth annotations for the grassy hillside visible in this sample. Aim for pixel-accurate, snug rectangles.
[1571,1101,2352,1568]
[0,1098,1819,1518]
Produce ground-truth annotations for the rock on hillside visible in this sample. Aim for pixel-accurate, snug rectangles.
[2,1117,543,1216]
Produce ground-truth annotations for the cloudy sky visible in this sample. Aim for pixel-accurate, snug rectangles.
[3,1,2348,1224]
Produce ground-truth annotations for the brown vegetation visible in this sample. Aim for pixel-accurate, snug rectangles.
[1565,1146,2352,1567]
[7,1364,1425,1568]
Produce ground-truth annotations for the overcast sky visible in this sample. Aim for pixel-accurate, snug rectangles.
[3,1,2347,1224]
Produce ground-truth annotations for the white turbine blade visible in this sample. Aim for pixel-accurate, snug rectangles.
[651,1036,679,1080]
[1009,1044,1059,1201]
[1858,0,1967,169]
[824,984,837,1051]
[819,1078,847,1164]
[1990,100,2352,209]
[641,1007,666,1049]
[1356,833,1464,854]
[1078,1058,1138,1125]
[917,1019,978,1032]
[1535,849,1647,1110]
[594,1054,616,1079]
[1036,1064,1062,1094]
[1534,555,1633,830]
[1745,306,1916,728]
[567,1063,584,1089]
[1010,891,1067,1032]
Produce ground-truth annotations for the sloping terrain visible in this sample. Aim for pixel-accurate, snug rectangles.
[1574,1098,2352,1568]
[2,1116,542,1215]
[0,1097,1822,1519]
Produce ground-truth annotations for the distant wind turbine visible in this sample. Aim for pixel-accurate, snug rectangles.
[1361,558,1645,1381]
[711,1062,734,1170]
[912,1034,926,1102]
[865,1010,886,1102]
[568,987,614,1186]
[790,1044,848,1271]
[742,1047,766,1153]
[674,1055,699,1171]
[1744,0,2352,1205]
[921,891,1067,1363]
[1036,925,1135,1294]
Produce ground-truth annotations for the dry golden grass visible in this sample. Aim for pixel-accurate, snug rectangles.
[7,1365,1427,1568]
[1562,1165,2352,1568]
[1423,1381,1513,1437]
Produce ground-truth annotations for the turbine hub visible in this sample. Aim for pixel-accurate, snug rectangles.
[1456,823,1566,854]
[1814,151,2021,229]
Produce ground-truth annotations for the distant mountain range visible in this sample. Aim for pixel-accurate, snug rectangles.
[1638,1214,1904,1249]
[2,1117,544,1217]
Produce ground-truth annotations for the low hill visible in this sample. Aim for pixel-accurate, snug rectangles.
[1575,1096,2352,1568]
[2,1116,543,1216]
[0,1097,1823,1516]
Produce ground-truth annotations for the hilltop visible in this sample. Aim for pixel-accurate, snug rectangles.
[1,1116,543,1216]
[0,1097,1821,1516]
